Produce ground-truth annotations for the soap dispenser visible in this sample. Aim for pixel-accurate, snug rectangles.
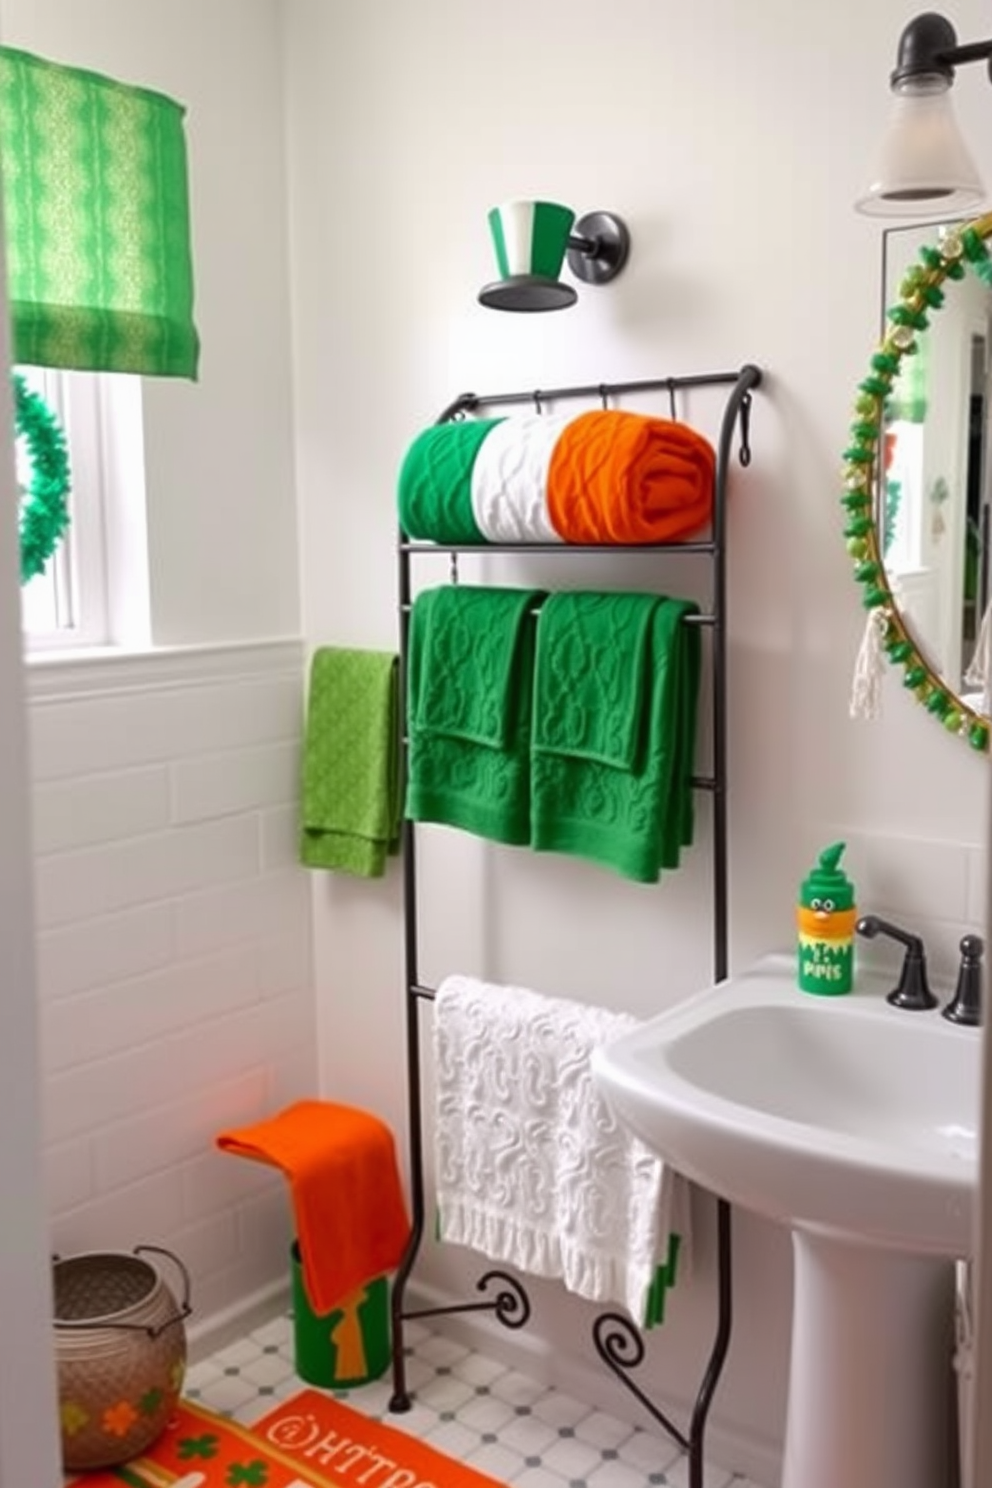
[797,842,857,995]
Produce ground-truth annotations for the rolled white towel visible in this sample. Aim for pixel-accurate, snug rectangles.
[469,412,568,543]
[433,973,691,1325]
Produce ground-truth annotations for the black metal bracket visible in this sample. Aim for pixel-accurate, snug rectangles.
[891,13,992,87]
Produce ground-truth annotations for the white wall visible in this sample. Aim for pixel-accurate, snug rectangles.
[28,644,315,1332]
[0,0,301,646]
[0,0,316,1351]
[283,2,991,1480]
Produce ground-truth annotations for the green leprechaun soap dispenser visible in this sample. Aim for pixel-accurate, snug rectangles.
[796,842,857,995]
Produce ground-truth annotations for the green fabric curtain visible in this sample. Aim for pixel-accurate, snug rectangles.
[0,46,199,379]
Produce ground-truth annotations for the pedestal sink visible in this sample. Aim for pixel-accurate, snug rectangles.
[591,953,980,1488]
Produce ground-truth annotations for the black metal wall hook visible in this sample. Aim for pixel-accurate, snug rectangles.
[738,392,752,466]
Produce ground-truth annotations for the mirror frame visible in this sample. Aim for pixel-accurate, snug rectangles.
[845,213,992,753]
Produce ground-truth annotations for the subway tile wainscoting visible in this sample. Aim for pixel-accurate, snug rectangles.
[186,1313,766,1488]
[26,641,317,1325]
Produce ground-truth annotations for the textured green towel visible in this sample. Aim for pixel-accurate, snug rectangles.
[406,585,544,844]
[530,591,656,768]
[300,648,402,877]
[531,593,701,882]
[398,419,503,543]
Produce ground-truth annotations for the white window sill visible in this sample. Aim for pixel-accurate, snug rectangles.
[24,636,304,702]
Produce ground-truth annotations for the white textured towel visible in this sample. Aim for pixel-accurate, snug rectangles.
[469,413,568,543]
[433,974,691,1325]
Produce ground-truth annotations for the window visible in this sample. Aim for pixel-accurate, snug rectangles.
[17,368,150,653]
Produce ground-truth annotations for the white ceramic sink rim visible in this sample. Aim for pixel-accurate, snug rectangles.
[591,953,980,1256]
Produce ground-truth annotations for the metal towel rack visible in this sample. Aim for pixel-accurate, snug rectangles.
[388,363,763,1488]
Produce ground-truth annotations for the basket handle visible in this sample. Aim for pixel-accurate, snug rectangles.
[52,1245,193,1340]
[133,1245,192,1338]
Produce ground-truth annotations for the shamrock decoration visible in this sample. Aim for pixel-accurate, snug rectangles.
[178,1431,221,1460]
[139,1387,164,1416]
[226,1460,269,1486]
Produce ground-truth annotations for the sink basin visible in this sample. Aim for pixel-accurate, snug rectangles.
[591,951,979,1255]
[591,953,981,1488]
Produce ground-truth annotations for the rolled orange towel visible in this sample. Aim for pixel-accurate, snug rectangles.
[546,409,716,544]
[216,1100,410,1315]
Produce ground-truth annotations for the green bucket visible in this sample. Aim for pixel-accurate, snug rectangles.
[290,1242,391,1388]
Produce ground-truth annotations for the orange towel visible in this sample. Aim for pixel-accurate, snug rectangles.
[216,1100,410,1315]
[546,410,716,544]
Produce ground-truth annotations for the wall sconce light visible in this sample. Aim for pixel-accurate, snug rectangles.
[478,199,631,311]
[855,12,991,216]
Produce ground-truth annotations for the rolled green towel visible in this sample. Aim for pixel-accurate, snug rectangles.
[397,419,502,544]
[406,585,545,845]
[300,647,402,877]
[531,592,701,882]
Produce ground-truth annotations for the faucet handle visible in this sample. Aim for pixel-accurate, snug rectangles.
[942,934,984,1027]
[855,914,938,1010]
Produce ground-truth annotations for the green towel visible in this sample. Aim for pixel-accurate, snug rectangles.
[406,585,544,845]
[530,590,656,768]
[300,647,402,877]
[531,592,701,882]
[397,419,503,544]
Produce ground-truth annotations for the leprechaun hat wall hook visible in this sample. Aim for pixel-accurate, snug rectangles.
[478,199,631,311]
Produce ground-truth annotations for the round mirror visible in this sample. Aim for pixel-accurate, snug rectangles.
[845,214,992,752]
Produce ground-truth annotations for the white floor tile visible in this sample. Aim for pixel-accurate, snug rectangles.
[587,1459,656,1488]
[188,1311,759,1488]
[425,1419,485,1458]
[617,1426,683,1475]
[513,1468,574,1488]
[488,1368,549,1409]
[198,1373,262,1413]
[457,1393,518,1433]
[249,1314,294,1348]
[239,1352,297,1388]
[466,1440,527,1480]
[498,1413,561,1456]
[530,1389,591,1429]
[574,1408,635,1451]
[541,1434,611,1478]
[417,1374,478,1413]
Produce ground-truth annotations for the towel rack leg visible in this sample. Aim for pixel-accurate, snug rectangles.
[590,1197,733,1487]
[389,1270,532,1412]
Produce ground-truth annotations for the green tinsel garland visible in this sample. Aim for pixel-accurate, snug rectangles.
[15,371,72,584]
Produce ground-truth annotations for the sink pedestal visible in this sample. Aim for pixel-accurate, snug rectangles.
[783,1229,958,1488]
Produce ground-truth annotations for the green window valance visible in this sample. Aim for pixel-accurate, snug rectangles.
[0,46,199,379]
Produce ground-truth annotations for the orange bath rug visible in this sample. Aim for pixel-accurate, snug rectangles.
[253,1389,507,1488]
[64,1390,508,1488]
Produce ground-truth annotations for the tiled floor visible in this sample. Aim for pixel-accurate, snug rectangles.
[185,1312,766,1488]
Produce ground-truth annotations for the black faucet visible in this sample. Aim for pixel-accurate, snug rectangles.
[942,935,984,1027]
[855,915,938,1010]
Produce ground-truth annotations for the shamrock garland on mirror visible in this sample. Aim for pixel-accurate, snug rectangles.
[14,371,72,584]
[844,216,992,754]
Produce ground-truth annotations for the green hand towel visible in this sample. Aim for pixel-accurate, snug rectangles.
[300,647,402,877]
[406,585,544,845]
[531,593,701,883]
[531,591,657,768]
[398,419,503,544]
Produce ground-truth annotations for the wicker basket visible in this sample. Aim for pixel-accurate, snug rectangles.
[53,1246,191,1471]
